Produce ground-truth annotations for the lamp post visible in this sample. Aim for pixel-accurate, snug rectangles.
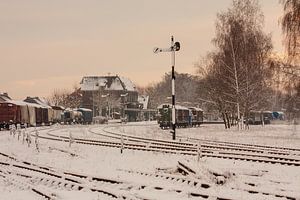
[154,36,180,140]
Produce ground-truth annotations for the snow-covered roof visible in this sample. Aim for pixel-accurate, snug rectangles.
[3,100,44,108]
[108,77,124,90]
[80,76,107,91]
[138,95,149,109]
[78,108,92,112]
[189,107,203,112]
[0,93,11,102]
[51,105,65,110]
[157,104,189,110]
[118,76,136,91]
[23,97,51,108]
[80,76,136,92]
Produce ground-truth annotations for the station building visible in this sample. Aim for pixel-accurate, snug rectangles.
[80,75,145,121]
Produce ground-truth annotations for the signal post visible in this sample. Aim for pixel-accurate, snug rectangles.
[154,36,180,140]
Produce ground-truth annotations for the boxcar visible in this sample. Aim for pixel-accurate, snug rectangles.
[189,107,204,126]
[0,102,21,128]
[42,107,49,125]
[176,105,190,127]
[157,104,190,129]
[249,111,272,125]
[35,107,43,125]
[51,106,63,123]
[0,101,38,128]
[77,108,93,124]
[15,101,37,127]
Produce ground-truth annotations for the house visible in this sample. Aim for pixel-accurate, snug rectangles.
[80,75,139,121]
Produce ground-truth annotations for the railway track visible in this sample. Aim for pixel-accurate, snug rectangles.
[2,125,299,199]
[1,150,299,200]
[98,125,300,157]
[95,125,300,163]
[0,151,265,200]
[179,136,300,155]
[119,169,298,200]
[35,126,300,167]
[0,152,139,199]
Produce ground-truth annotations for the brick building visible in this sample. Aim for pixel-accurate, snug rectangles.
[80,75,140,120]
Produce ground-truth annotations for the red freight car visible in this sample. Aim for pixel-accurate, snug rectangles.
[0,102,21,129]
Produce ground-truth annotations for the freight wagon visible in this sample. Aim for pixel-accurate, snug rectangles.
[157,104,204,129]
[0,101,41,128]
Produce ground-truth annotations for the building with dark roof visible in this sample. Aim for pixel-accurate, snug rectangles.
[80,75,139,120]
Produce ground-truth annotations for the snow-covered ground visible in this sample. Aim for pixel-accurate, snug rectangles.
[0,122,299,200]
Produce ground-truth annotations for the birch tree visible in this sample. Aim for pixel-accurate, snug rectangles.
[196,0,273,128]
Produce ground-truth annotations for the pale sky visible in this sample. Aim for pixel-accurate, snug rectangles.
[0,0,284,99]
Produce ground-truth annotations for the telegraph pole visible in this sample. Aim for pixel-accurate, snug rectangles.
[154,36,180,140]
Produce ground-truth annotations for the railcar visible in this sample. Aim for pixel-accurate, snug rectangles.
[0,102,21,129]
[272,111,285,120]
[77,108,93,124]
[189,107,204,126]
[41,107,49,125]
[157,104,203,129]
[62,109,85,124]
[35,107,43,125]
[248,111,273,125]
[0,101,42,128]
[157,104,188,128]
[51,106,64,123]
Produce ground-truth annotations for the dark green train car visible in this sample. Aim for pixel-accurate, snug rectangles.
[157,104,191,129]
[77,108,93,124]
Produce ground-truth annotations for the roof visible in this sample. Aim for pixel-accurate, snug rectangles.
[23,97,51,108]
[0,93,11,102]
[189,107,203,112]
[1,100,44,108]
[51,105,65,110]
[157,104,189,110]
[80,75,136,92]
[77,108,92,112]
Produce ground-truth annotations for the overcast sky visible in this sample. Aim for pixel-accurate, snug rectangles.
[0,0,283,99]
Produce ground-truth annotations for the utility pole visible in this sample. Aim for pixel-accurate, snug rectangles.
[154,36,180,140]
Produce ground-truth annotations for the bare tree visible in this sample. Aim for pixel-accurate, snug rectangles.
[144,72,201,109]
[281,0,300,62]
[269,55,300,120]
[47,86,81,108]
[196,0,274,129]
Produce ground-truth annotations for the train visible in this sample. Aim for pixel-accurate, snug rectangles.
[0,100,93,130]
[157,104,204,129]
[62,108,93,125]
[248,111,285,125]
